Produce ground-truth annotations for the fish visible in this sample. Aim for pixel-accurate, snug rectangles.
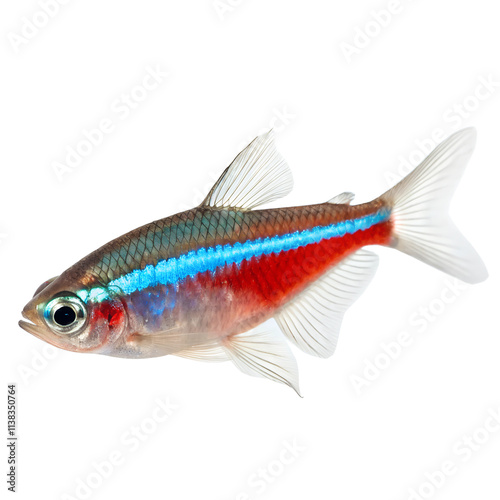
[19,128,487,394]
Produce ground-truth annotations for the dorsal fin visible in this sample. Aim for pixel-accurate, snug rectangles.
[200,130,293,210]
[328,192,355,204]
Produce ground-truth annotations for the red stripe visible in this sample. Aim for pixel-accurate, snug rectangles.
[189,221,393,323]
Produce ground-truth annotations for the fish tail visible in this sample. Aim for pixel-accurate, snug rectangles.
[379,128,488,284]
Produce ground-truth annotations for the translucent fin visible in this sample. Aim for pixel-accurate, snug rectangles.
[144,330,210,356]
[221,320,301,395]
[145,331,229,361]
[328,192,355,204]
[380,128,488,284]
[275,249,379,358]
[201,130,293,210]
[175,342,229,362]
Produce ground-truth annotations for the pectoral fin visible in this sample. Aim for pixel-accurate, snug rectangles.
[174,342,229,362]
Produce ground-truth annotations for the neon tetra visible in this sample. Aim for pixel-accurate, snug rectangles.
[19,129,487,394]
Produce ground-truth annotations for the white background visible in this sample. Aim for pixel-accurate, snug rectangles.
[1,1,499,499]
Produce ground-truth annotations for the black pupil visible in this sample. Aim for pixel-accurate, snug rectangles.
[54,306,76,326]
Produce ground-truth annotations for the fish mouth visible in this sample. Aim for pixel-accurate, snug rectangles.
[19,307,49,342]
[19,309,46,340]
[18,315,68,350]
[19,310,83,352]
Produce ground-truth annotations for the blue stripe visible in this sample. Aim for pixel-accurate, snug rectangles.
[108,210,390,296]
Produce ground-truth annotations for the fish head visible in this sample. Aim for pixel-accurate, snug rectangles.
[19,274,127,354]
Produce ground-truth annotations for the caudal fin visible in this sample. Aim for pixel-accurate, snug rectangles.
[380,128,488,284]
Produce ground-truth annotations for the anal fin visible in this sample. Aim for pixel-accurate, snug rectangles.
[275,249,379,358]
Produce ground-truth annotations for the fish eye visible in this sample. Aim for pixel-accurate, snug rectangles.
[44,295,87,335]
[54,306,76,326]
